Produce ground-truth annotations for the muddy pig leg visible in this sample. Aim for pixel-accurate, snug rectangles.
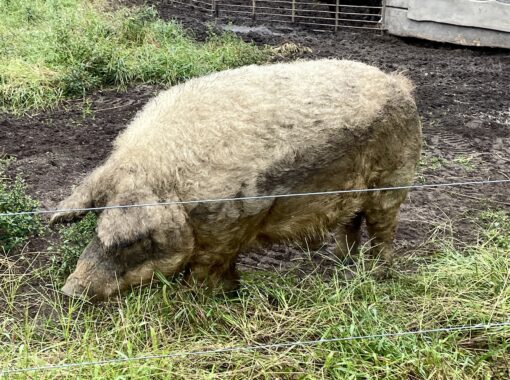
[304,235,329,251]
[364,190,407,271]
[218,260,241,293]
[333,212,363,259]
[186,253,240,293]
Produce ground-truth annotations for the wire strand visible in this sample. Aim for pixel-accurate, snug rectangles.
[1,321,509,375]
[0,178,509,218]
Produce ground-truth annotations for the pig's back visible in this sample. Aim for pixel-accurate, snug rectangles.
[114,59,418,200]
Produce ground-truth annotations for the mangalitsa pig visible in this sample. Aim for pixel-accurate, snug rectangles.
[51,59,422,301]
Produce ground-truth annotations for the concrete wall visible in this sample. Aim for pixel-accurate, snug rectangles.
[384,0,510,49]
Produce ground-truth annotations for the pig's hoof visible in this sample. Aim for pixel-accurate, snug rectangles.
[49,211,73,226]
[305,238,327,251]
[363,258,394,280]
[371,264,394,280]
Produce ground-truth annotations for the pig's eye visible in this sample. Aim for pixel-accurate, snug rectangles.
[117,238,154,266]
[141,239,153,251]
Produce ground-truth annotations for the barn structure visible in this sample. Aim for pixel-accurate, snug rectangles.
[384,0,510,49]
[171,0,510,48]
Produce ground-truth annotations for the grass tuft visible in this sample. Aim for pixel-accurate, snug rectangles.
[0,209,509,378]
[0,0,268,113]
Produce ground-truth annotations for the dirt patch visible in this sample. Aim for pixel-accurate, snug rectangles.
[1,85,162,207]
[1,3,509,279]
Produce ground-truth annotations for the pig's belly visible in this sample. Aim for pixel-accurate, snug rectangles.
[255,193,364,242]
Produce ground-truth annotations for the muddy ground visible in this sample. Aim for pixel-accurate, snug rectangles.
[1,2,509,280]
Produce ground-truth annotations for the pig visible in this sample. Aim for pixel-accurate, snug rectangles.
[50,59,422,301]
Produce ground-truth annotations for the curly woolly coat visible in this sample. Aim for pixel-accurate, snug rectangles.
[52,59,422,298]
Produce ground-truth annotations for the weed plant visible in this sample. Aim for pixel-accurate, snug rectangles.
[50,212,97,281]
[0,159,43,252]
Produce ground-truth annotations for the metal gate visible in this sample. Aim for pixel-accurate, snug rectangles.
[169,0,385,31]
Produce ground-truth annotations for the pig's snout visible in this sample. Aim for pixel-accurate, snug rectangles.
[61,273,121,302]
[61,276,90,300]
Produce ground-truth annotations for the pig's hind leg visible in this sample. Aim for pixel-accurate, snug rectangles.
[363,189,408,270]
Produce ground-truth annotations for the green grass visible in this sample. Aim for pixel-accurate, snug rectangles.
[0,0,268,113]
[0,159,43,252]
[453,155,476,172]
[0,210,509,378]
[419,155,447,172]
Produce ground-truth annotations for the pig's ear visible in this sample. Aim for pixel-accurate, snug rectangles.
[96,191,162,250]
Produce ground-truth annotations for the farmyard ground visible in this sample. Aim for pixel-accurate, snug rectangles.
[0,2,509,378]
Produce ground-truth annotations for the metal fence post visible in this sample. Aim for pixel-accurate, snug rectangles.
[380,0,387,34]
[252,0,256,21]
[291,0,296,23]
[212,0,220,19]
[335,0,340,31]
